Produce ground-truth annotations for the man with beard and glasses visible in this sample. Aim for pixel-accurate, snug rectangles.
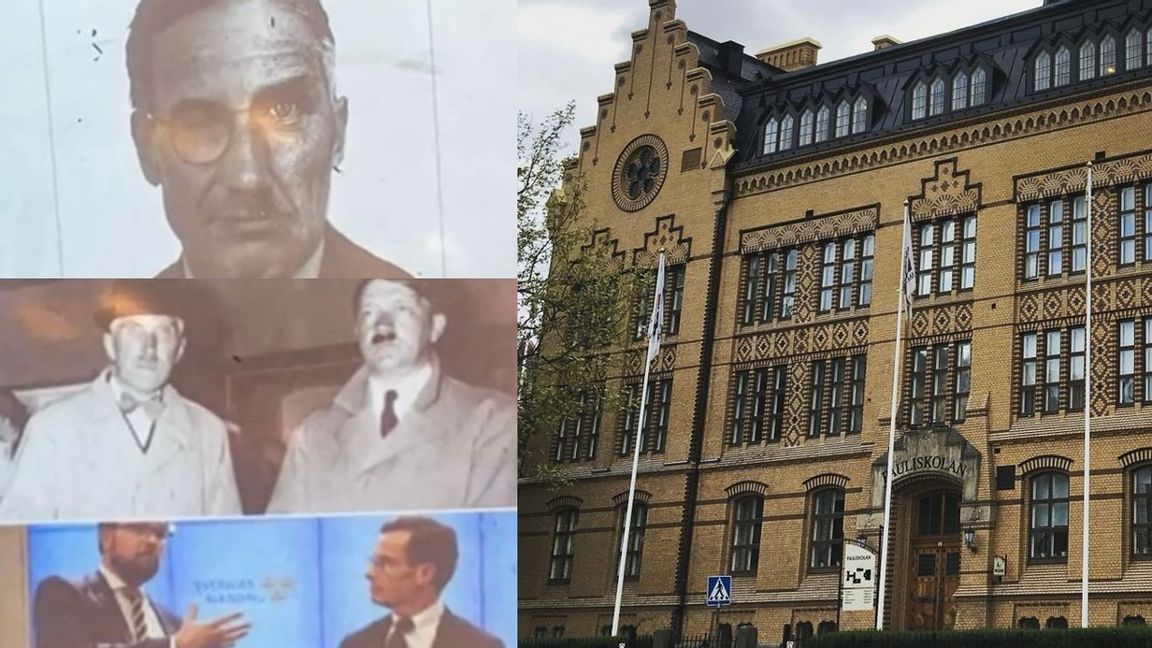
[266,279,516,513]
[32,522,251,648]
[0,283,241,521]
[126,0,411,279]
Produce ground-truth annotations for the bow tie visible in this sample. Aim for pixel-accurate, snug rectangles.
[118,393,164,420]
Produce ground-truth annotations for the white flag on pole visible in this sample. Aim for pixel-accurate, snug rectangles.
[901,208,916,318]
[646,253,666,364]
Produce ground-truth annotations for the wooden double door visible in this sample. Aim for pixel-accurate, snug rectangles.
[905,490,961,631]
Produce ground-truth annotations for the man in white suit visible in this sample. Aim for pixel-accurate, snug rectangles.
[0,282,241,521]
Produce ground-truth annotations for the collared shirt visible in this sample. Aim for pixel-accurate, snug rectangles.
[98,565,169,643]
[108,374,161,451]
[368,362,434,428]
[384,599,444,648]
[181,239,326,279]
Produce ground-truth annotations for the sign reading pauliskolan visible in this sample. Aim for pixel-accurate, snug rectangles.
[706,575,732,608]
[840,542,877,612]
[889,454,969,480]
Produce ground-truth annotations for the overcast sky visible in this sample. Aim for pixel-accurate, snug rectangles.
[520,0,1044,154]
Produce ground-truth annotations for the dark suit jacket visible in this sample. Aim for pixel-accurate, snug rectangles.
[33,571,179,648]
[339,609,504,648]
[155,224,412,279]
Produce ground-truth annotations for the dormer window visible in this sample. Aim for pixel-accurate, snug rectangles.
[970,69,987,105]
[1079,41,1096,80]
[1055,47,1071,85]
[798,110,814,146]
[1127,28,1143,70]
[912,82,927,120]
[779,114,795,151]
[1035,52,1051,91]
[852,97,867,134]
[1101,35,1117,75]
[929,79,946,116]
[835,101,850,138]
[762,118,779,155]
[952,72,969,109]
[815,106,830,142]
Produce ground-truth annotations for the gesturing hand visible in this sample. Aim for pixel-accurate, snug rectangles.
[174,603,252,648]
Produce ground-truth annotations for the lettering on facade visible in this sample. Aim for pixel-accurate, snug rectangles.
[888,455,968,480]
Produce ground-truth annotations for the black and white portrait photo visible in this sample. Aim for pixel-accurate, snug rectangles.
[0,0,513,279]
[0,279,516,522]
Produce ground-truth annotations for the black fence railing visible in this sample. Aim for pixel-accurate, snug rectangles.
[518,635,654,648]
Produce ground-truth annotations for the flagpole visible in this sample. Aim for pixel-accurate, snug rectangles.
[876,201,911,630]
[612,252,665,636]
[1082,161,1093,628]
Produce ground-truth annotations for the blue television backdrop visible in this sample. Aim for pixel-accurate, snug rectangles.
[27,512,515,648]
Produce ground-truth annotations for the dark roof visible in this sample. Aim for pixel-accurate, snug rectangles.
[687,31,778,123]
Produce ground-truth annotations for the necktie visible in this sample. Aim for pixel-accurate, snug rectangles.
[386,617,414,648]
[380,390,399,437]
[118,392,164,420]
[123,588,149,641]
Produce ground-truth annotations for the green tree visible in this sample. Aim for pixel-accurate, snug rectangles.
[518,104,643,481]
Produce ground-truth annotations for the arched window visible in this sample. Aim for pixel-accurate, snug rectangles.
[970,69,987,106]
[779,114,795,151]
[1035,52,1051,91]
[911,82,927,119]
[1127,28,1143,70]
[1080,40,1097,80]
[929,78,946,116]
[617,502,648,579]
[1101,35,1117,75]
[809,489,845,568]
[1055,47,1071,86]
[1046,616,1068,630]
[795,622,814,640]
[549,508,579,582]
[763,117,779,155]
[1018,616,1040,630]
[817,621,838,635]
[815,106,830,143]
[729,494,764,574]
[852,97,867,134]
[1133,466,1152,557]
[1029,472,1069,561]
[835,101,850,138]
[798,110,814,147]
[1124,615,1147,625]
[953,72,970,109]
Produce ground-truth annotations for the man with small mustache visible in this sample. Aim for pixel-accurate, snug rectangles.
[33,522,251,648]
[266,279,516,513]
[0,282,241,521]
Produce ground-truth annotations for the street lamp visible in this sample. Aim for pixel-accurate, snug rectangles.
[964,527,978,552]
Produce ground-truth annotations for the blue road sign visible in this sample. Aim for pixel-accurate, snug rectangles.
[706,575,732,608]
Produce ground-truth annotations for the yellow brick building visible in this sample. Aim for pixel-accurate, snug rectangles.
[518,0,1152,640]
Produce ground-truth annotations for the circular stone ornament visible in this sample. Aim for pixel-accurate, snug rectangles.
[612,134,669,212]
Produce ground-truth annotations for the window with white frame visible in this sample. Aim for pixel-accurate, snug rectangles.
[809,489,845,570]
[799,109,814,147]
[1055,46,1071,86]
[818,234,875,312]
[1035,52,1051,91]
[729,495,763,575]
[763,118,779,155]
[1102,35,1117,75]
[1133,466,1152,558]
[930,78,946,116]
[908,340,971,426]
[780,114,795,151]
[1080,40,1097,80]
[915,216,977,295]
[553,390,603,462]
[1128,28,1144,71]
[1021,196,1087,279]
[616,502,646,580]
[808,354,867,436]
[912,82,927,120]
[1120,319,1136,405]
[549,508,579,582]
[816,106,830,143]
[852,97,867,134]
[730,365,787,445]
[953,72,970,109]
[1019,326,1085,416]
[835,101,850,138]
[739,248,797,325]
[1029,472,1069,562]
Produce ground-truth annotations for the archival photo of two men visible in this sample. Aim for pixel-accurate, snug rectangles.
[0,278,517,522]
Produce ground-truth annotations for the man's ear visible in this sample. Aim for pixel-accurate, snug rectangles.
[102,332,117,363]
[430,313,447,345]
[131,110,163,186]
[333,96,348,167]
[414,562,437,588]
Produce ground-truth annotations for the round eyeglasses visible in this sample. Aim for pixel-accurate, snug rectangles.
[147,96,307,165]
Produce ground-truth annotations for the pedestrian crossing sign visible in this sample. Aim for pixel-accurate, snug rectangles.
[706,575,732,607]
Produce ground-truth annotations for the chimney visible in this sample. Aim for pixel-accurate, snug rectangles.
[871,35,902,51]
[717,40,746,77]
[755,37,821,72]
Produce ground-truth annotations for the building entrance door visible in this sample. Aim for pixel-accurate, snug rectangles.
[905,490,961,631]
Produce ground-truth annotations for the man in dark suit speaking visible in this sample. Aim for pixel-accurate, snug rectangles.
[340,517,503,648]
[125,0,410,279]
[33,522,250,648]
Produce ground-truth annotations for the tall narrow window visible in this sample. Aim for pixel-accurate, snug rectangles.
[731,371,750,445]
[931,345,949,423]
[1029,472,1069,561]
[762,252,779,321]
[971,68,987,105]
[840,239,856,309]
[1035,52,1052,91]
[1127,29,1143,70]
[617,503,647,579]
[1147,29,1152,67]
[741,255,760,325]
[782,249,798,318]
[1024,204,1042,279]
[939,220,956,292]
[960,216,977,289]
[1101,35,1117,75]
[1055,47,1071,86]
[852,97,868,134]
[1072,196,1088,272]
[554,417,569,462]
[828,358,846,435]
[835,101,850,138]
[1080,41,1097,80]
[665,265,685,335]
[917,223,934,296]
[779,115,795,151]
[1044,330,1061,413]
[730,496,763,574]
[620,384,640,455]
[820,241,836,312]
[730,366,786,444]
[1069,326,1085,411]
[549,509,579,582]
[799,109,814,147]
[809,490,845,569]
[809,361,825,436]
[1144,185,1152,261]
[859,234,875,306]
[816,106,830,143]
[1047,199,1064,276]
[952,72,969,109]
[929,79,946,116]
[1120,319,1136,405]
[955,341,971,422]
[645,379,672,452]
[767,366,786,441]
[1121,186,1137,265]
[763,118,779,155]
[909,347,928,426]
[1145,319,1152,404]
[1021,332,1037,416]
[912,82,927,120]
[1133,466,1152,557]
[849,355,867,432]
